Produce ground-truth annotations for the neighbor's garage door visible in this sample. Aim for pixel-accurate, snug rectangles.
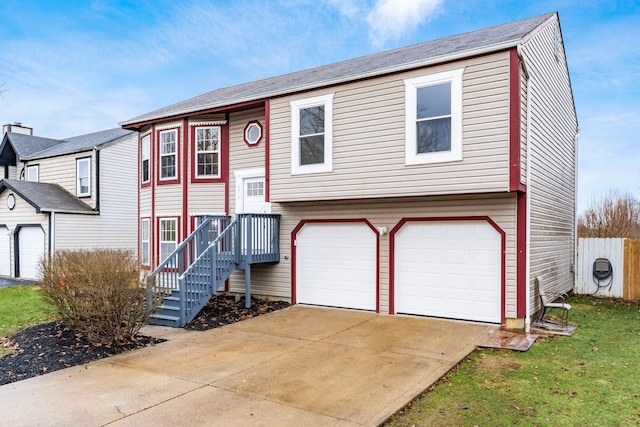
[296,222,376,310]
[0,226,10,276]
[18,226,45,279]
[394,220,501,323]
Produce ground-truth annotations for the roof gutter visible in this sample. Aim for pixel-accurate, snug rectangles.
[120,39,523,128]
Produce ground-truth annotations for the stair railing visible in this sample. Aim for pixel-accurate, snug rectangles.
[146,215,230,312]
[177,219,238,324]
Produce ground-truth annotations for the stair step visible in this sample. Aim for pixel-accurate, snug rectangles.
[148,313,181,327]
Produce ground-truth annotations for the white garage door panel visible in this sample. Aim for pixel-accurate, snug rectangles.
[18,227,45,280]
[395,221,501,323]
[297,223,376,311]
[0,226,10,276]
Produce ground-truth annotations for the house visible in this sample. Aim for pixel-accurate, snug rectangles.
[120,12,578,331]
[0,126,138,279]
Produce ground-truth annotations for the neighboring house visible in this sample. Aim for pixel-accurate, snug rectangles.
[0,126,138,279]
[120,12,578,331]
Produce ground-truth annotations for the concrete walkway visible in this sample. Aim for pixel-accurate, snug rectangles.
[0,306,496,426]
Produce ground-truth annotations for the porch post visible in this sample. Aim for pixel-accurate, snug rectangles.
[245,264,251,308]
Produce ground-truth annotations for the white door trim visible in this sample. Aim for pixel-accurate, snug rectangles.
[234,168,269,214]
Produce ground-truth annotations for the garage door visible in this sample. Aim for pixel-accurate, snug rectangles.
[394,220,501,323]
[18,226,45,279]
[296,222,376,310]
[0,226,10,276]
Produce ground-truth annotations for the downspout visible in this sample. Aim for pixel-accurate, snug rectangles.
[573,128,580,289]
[49,211,55,257]
[94,147,100,212]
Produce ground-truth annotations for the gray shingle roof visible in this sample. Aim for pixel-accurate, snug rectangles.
[23,128,134,160]
[120,12,556,127]
[0,179,95,214]
[3,133,61,160]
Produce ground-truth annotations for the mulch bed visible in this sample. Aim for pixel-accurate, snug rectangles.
[184,295,290,331]
[0,295,290,386]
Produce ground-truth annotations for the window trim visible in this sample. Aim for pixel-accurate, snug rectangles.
[158,217,178,264]
[194,126,221,179]
[244,120,263,147]
[25,164,39,182]
[76,156,91,197]
[157,128,179,184]
[404,68,464,165]
[290,93,334,175]
[141,133,151,186]
[140,218,150,266]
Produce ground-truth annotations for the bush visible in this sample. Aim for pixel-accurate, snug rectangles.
[578,191,640,238]
[40,249,151,344]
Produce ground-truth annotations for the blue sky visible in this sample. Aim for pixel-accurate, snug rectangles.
[0,0,638,213]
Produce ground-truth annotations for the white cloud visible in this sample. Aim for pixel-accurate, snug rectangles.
[325,0,367,18]
[366,0,443,46]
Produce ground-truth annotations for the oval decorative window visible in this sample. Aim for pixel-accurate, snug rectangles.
[244,121,263,147]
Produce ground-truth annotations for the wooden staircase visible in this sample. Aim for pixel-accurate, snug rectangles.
[146,214,280,327]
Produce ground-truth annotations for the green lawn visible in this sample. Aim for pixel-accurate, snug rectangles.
[0,285,58,357]
[385,297,640,426]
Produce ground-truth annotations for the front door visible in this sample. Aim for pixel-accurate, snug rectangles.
[235,170,271,254]
[241,176,270,214]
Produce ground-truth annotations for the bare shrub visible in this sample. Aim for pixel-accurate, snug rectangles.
[40,249,150,344]
[578,192,640,239]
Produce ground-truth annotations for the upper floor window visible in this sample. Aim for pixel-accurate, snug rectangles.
[404,68,464,165]
[290,93,334,174]
[26,164,39,182]
[141,218,150,266]
[159,130,177,180]
[195,127,220,178]
[76,157,91,197]
[141,134,150,184]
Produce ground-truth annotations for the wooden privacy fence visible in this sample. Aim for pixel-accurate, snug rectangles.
[576,238,640,300]
[624,239,640,300]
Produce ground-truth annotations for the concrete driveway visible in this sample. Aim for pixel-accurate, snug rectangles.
[0,305,495,426]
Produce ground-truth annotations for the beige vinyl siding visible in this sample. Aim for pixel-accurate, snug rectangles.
[54,133,138,252]
[188,184,226,214]
[27,150,96,208]
[269,51,511,202]
[521,19,578,314]
[154,184,183,216]
[140,187,152,217]
[228,194,518,318]
[0,192,48,277]
[228,107,266,215]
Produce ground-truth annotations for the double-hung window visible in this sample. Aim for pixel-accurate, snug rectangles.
[404,68,464,165]
[141,134,150,184]
[26,164,39,182]
[159,218,177,264]
[141,219,150,265]
[159,130,177,180]
[195,126,220,178]
[290,94,333,174]
[76,157,91,197]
